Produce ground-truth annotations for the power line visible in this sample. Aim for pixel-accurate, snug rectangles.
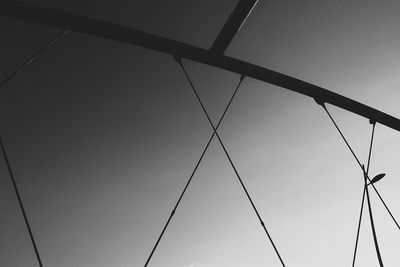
[176,57,286,267]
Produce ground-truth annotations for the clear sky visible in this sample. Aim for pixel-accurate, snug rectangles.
[0,0,400,266]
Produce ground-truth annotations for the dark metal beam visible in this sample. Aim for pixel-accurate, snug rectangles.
[2,1,400,132]
[210,0,258,54]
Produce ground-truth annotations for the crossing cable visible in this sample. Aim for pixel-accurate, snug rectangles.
[351,186,366,267]
[0,27,69,267]
[176,57,286,267]
[143,64,245,267]
[363,162,384,266]
[317,101,400,231]
[351,122,375,267]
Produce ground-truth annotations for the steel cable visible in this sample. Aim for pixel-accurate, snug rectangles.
[176,57,286,267]
[143,60,245,267]
[0,27,69,267]
[319,102,400,231]
[351,122,377,267]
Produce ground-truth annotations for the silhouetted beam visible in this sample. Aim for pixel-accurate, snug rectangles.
[2,1,400,132]
[210,0,258,54]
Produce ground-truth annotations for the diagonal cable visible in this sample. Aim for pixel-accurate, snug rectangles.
[319,102,400,231]
[176,57,286,267]
[0,136,44,267]
[143,64,245,267]
[0,27,69,267]
[0,28,69,89]
[351,122,375,267]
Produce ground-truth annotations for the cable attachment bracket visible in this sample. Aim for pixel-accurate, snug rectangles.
[173,55,182,65]
[314,97,326,107]
[369,118,376,125]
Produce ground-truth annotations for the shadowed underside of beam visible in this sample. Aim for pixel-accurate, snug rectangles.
[2,1,400,132]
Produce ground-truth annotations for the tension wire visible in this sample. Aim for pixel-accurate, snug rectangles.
[143,60,245,267]
[0,28,69,89]
[176,57,286,267]
[0,27,69,267]
[319,102,400,231]
[351,122,376,267]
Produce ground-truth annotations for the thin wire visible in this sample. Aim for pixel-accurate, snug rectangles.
[320,103,400,231]
[366,123,376,174]
[143,63,245,267]
[351,188,365,267]
[363,164,384,267]
[0,28,69,89]
[176,58,286,267]
[321,103,362,168]
[0,136,43,267]
[370,183,400,230]
[0,27,69,267]
[351,122,376,267]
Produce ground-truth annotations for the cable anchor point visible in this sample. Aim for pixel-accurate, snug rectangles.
[314,97,325,107]
[173,55,182,65]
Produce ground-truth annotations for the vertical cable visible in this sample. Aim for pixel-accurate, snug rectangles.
[319,102,400,231]
[143,62,245,267]
[351,188,365,267]
[176,58,286,267]
[366,122,375,174]
[365,121,383,266]
[364,165,384,267]
[351,122,376,267]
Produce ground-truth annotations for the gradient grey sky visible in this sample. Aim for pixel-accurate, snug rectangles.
[1,1,400,266]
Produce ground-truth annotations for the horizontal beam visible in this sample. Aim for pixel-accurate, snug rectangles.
[2,1,400,132]
[210,0,258,54]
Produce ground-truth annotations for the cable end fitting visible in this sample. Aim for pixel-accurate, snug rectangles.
[173,55,182,65]
[369,118,376,125]
[240,74,246,81]
[314,97,325,107]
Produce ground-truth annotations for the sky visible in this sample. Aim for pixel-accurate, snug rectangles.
[0,0,400,266]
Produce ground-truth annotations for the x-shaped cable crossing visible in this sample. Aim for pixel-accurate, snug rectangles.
[1,29,399,267]
[144,57,286,266]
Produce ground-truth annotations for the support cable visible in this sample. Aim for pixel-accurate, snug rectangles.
[0,27,69,267]
[318,102,400,231]
[0,137,43,267]
[143,64,245,267]
[351,122,376,267]
[363,163,384,266]
[0,28,69,89]
[351,188,366,267]
[365,121,383,266]
[176,57,286,267]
